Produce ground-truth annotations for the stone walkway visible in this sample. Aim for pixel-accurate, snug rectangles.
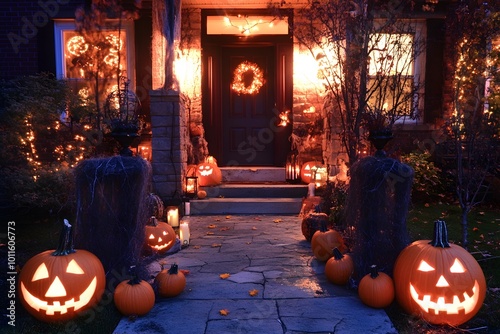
[113,215,397,334]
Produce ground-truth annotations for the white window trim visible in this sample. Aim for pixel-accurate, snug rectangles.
[54,19,136,90]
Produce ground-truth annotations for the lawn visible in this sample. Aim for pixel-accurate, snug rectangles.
[2,201,499,333]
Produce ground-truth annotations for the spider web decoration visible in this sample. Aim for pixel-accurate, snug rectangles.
[231,61,265,95]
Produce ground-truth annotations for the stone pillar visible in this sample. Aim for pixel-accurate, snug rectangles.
[150,89,188,202]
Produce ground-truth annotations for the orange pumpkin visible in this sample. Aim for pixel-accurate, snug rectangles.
[358,265,395,308]
[393,220,486,326]
[300,161,322,183]
[155,263,186,297]
[301,211,332,242]
[196,162,222,186]
[114,274,155,316]
[145,217,176,253]
[311,228,346,261]
[19,220,105,322]
[325,248,354,285]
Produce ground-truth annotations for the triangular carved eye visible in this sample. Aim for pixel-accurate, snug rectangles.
[66,259,84,274]
[32,263,49,281]
[450,258,465,273]
[417,260,435,272]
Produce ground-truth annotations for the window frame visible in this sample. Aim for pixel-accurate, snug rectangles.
[54,19,136,90]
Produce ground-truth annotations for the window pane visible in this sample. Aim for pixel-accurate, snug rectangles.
[368,34,414,76]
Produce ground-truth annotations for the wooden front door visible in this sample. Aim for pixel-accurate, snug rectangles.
[221,46,275,166]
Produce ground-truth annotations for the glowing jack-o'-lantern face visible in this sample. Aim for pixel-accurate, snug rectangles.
[196,162,222,186]
[19,221,105,324]
[300,161,322,184]
[145,221,176,253]
[394,220,486,326]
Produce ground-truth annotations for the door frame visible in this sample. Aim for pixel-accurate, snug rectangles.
[201,9,294,167]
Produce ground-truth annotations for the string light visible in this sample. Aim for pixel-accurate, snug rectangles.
[231,61,265,95]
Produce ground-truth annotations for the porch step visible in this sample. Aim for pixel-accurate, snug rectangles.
[189,167,307,215]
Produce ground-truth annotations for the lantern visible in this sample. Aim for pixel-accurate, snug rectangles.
[185,176,198,198]
[312,166,328,188]
[393,220,486,326]
[19,220,105,322]
[285,151,301,183]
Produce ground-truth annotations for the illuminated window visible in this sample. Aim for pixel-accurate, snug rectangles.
[366,22,426,122]
[54,20,135,103]
[206,15,288,35]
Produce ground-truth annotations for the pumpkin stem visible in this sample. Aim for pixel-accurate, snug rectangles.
[52,219,76,256]
[369,265,379,279]
[168,263,179,274]
[150,216,158,226]
[127,265,142,285]
[332,247,344,260]
[429,220,450,248]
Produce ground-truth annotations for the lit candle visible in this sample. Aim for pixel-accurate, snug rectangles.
[184,202,190,216]
[179,221,190,246]
[308,182,315,197]
[167,208,179,227]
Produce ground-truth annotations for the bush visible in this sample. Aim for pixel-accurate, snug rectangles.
[401,151,446,202]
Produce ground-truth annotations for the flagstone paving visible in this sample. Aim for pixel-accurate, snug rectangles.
[113,215,397,334]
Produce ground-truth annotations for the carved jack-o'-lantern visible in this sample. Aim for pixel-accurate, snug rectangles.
[145,217,176,253]
[300,161,322,184]
[19,220,105,322]
[393,220,486,326]
[196,162,222,187]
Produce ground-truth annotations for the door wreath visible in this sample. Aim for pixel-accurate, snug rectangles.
[231,61,265,95]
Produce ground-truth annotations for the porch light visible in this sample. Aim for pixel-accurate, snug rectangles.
[185,176,198,198]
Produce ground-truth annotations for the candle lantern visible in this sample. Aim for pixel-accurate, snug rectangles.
[313,166,328,188]
[166,206,179,227]
[179,221,190,246]
[285,151,300,183]
[185,176,198,198]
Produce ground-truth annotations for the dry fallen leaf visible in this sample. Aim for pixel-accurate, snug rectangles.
[226,215,231,219]
[212,243,222,247]
[208,224,217,229]
[206,231,215,235]
[219,273,231,279]
[220,226,230,231]
[193,245,201,249]
[273,219,282,223]
[219,309,230,316]
[180,269,190,276]
[252,226,257,230]
[249,289,259,297]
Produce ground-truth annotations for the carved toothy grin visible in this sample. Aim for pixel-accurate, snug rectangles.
[410,280,480,315]
[151,241,173,251]
[199,169,213,176]
[21,277,97,315]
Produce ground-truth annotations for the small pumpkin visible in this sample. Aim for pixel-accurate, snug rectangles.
[311,228,346,261]
[196,162,222,187]
[301,209,332,242]
[393,220,486,326]
[155,263,186,297]
[145,217,176,253]
[145,193,164,219]
[325,248,354,285]
[358,265,394,308]
[197,189,207,199]
[19,220,105,322]
[114,268,155,316]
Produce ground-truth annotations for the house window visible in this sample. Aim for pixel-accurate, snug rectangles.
[366,22,426,123]
[206,15,288,35]
[54,20,135,103]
